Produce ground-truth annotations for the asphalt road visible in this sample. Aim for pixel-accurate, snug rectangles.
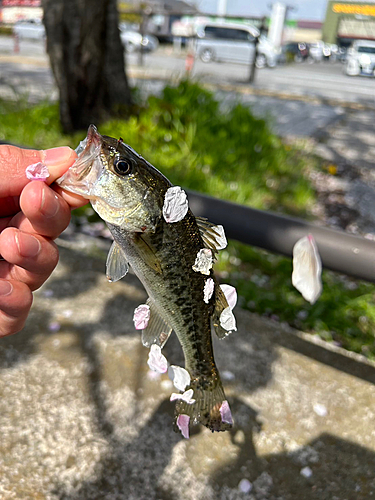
[0,35,374,107]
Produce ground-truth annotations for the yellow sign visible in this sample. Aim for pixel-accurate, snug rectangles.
[333,3,375,16]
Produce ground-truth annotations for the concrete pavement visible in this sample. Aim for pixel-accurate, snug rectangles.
[0,232,374,499]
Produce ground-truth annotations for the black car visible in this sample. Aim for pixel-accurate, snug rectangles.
[281,42,309,63]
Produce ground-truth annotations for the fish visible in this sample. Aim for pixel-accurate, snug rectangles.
[56,125,236,436]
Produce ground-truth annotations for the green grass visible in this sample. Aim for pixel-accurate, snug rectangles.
[1,81,374,359]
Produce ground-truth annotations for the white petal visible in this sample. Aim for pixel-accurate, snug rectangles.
[192,248,213,275]
[220,307,237,332]
[292,234,322,304]
[212,224,227,250]
[176,414,190,439]
[162,186,189,223]
[203,278,215,303]
[25,162,50,181]
[147,344,168,373]
[170,389,195,404]
[168,365,191,391]
[133,304,150,330]
[220,284,237,310]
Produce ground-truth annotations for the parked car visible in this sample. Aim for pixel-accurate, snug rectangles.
[195,22,278,68]
[281,42,309,63]
[345,40,375,76]
[13,19,45,40]
[119,24,159,53]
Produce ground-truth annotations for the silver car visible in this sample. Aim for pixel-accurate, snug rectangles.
[345,40,375,77]
[13,19,45,40]
[195,23,278,68]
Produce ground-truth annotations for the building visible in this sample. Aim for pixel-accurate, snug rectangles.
[323,0,375,46]
[0,0,42,24]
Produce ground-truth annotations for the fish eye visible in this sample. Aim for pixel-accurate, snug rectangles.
[113,157,132,176]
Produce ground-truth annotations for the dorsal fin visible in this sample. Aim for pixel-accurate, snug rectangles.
[106,241,129,282]
[195,217,227,253]
[142,298,173,348]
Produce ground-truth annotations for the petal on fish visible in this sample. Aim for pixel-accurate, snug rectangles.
[133,304,150,330]
[219,307,237,333]
[162,186,189,223]
[147,344,168,373]
[170,389,195,404]
[177,414,190,439]
[220,400,233,425]
[192,248,213,275]
[203,278,215,303]
[212,224,227,250]
[168,365,191,391]
[220,284,237,310]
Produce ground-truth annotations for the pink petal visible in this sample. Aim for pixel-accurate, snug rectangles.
[170,389,195,404]
[147,344,168,373]
[212,225,227,250]
[163,186,189,223]
[25,162,50,181]
[203,278,214,303]
[133,304,150,330]
[177,414,190,439]
[168,365,191,391]
[220,400,233,424]
[292,234,322,304]
[220,284,237,310]
[219,307,237,332]
[192,248,213,275]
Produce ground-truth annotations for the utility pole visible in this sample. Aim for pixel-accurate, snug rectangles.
[248,17,266,83]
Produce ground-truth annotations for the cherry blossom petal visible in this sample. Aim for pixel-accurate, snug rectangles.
[203,278,215,303]
[168,365,191,391]
[220,307,237,332]
[25,162,50,181]
[147,344,168,373]
[212,225,227,250]
[133,304,150,330]
[162,186,189,223]
[170,389,195,404]
[292,234,322,305]
[220,400,233,424]
[192,248,213,275]
[220,284,237,310]
[177,414,190,439]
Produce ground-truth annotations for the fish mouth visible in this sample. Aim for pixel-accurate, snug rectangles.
[56,124,104,199]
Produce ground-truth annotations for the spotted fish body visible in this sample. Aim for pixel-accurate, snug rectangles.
[57,125,235,434]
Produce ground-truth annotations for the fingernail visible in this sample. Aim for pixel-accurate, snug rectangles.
[41,185,59,218]
[15,232,41,258]
[0,280,12,297]
[44,147,75,167]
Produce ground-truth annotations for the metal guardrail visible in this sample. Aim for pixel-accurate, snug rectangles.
[187,190,375,283]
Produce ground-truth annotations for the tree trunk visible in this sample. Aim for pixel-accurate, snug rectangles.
[42,0,132,133]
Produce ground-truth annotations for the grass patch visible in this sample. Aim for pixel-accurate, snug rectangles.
[1,81,374,359]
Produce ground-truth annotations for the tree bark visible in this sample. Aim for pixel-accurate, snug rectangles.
[42,0,132,133]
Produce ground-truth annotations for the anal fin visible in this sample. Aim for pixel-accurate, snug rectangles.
[142,298,173,348]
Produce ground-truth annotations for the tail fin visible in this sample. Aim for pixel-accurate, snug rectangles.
[173,377,233,437]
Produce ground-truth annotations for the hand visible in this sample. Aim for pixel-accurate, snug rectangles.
[0,145,88,337]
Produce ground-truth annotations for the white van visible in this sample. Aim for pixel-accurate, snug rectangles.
[195,22,278,68]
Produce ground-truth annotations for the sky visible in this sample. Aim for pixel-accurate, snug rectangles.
[192,0,331,21]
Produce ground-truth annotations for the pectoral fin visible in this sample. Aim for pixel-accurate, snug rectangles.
[142,298,173,348]
[135,234,162,274]
[106,242,129,282]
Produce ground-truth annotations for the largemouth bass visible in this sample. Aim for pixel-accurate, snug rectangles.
[57,125,237,437]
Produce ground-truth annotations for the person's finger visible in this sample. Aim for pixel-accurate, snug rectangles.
[0,145,77,197]
[19,182,72,238]
[0,227,59,291]
[0,279,33,337]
